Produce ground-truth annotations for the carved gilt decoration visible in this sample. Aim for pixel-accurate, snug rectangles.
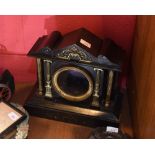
[57,46,92,63]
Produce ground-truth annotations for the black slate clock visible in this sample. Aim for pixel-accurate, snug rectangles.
[24,28,125,127]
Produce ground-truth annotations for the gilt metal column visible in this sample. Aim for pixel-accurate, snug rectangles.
[92,68,103,107]
[36,58,43,95]
[105,70,114,107]
[44,60,53,98]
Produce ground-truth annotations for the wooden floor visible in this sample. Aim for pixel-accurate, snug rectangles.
[11,82,133,139]
[28,116,92,138]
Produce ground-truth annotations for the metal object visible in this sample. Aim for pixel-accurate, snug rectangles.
[105,70,114,107]
[52,66,93,102]
[36,58,43,95]
[0,84,12,101]
[92,68,103,107]
[44,60,52,98]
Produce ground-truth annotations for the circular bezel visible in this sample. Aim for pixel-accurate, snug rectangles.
[52,66,93,102]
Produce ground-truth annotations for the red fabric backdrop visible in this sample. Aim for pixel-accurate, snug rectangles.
[0,15,136,83]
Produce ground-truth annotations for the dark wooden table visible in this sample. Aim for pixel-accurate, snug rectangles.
[11,82,133,139]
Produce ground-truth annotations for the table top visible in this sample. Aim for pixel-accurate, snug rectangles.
[11,82,133,139]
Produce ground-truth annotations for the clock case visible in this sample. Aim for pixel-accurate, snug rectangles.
[24,28,125,127]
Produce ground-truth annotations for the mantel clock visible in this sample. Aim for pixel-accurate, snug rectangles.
[24,28,125,127]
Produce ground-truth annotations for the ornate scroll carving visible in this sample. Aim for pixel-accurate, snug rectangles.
[57,46,92,63]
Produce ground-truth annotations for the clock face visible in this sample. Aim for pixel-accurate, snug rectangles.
[57,70,89,96]
[52,66,93,102]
